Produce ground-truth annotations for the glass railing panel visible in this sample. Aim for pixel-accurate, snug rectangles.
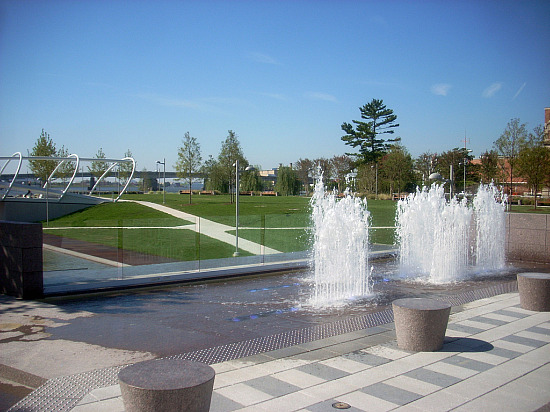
[41,208,316,291]
[118,216,199,279]
[42,218,125,288]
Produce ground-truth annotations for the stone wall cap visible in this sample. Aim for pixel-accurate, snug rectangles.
[118,359,215,391]
[392,297,451,311]
[518,273,550,280]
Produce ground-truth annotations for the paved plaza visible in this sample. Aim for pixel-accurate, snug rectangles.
[3,287,549,412]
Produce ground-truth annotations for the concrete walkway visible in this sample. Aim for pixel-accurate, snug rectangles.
[8,291,548,412]
[129,200,282,255]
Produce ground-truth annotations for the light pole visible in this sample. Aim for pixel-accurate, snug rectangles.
[156,158,165,204]
[233,159,255,257]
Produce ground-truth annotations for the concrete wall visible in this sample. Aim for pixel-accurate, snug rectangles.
[0,221,43,299]
[506,213,550,263]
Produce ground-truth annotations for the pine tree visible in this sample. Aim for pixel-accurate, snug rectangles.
[341,98,400,165]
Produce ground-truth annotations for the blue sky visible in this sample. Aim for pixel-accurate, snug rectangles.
[1,0,549,172]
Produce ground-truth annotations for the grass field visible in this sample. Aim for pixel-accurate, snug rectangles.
[509,205,550,214]
[43,193,400,261]
[45,201,190,227]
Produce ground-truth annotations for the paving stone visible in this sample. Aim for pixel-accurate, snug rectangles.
[242,375,301,397]
[295,362,350,381]
[494,309,529,319]
[500,334,547,348]
[209,392,244,412]
[469,315,507,326]
[447,323,485,335]
[361,381,422,405]
[338,390,399,412]
[424,361,477,379]
[525,325,550,335]
[403,367,462,388]
[272,368,327,388]
[440,355,494,372]
[342,351,392,367]
[215,382,273,406]
[319,356,371,373]
[485,345,523,359]
[384,375,441,396]
[306,398,366,412]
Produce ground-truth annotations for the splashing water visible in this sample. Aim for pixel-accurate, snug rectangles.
[473,183,507,270]
[309,177,372,307]
[396,183,507,283]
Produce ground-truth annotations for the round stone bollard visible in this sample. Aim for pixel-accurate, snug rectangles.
[517,273,550,312]
[118,359,215,412]
[392,298,451,352]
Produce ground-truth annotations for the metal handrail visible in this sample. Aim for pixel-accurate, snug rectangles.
[0,152,22,200]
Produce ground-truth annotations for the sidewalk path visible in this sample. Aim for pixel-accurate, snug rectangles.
[5,289,548,412]
[129,200,281,255]
[70,292,550,412]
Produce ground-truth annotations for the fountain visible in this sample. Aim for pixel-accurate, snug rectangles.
[396,183,507,283]
[309,176,372,307]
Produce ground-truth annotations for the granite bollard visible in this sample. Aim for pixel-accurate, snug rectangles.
[392,297,451,352]
[118,359,215,412]
[517,273,550,312]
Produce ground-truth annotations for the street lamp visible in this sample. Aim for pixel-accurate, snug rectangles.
[156,158,165,204]
[233,159,255,257]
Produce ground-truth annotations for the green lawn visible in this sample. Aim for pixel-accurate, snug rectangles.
[123,193,311,227]
[509,205,550,214]
[45,201,190,227]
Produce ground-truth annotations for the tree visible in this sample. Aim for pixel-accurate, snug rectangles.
[274,165,300,195]
[355,162,377,195]
[175,132,202,203]
[379,144,414,197]
[517,145,550,209]
[88,147,108,179]
[436,147,474,194]
[414,151,438,186]
[28,129,57,184]
[119,149,134,182]
[312,157,333,184]
[479,150,503,184]
[240,168,263,192]
[202,155,225,192]
[494,118,529,196]
[527,124,545,147]
[56,145,75,181]
[218,130,247,203]
[330,155,353,192]
[341,98,400,165]
[295,158,314,195]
